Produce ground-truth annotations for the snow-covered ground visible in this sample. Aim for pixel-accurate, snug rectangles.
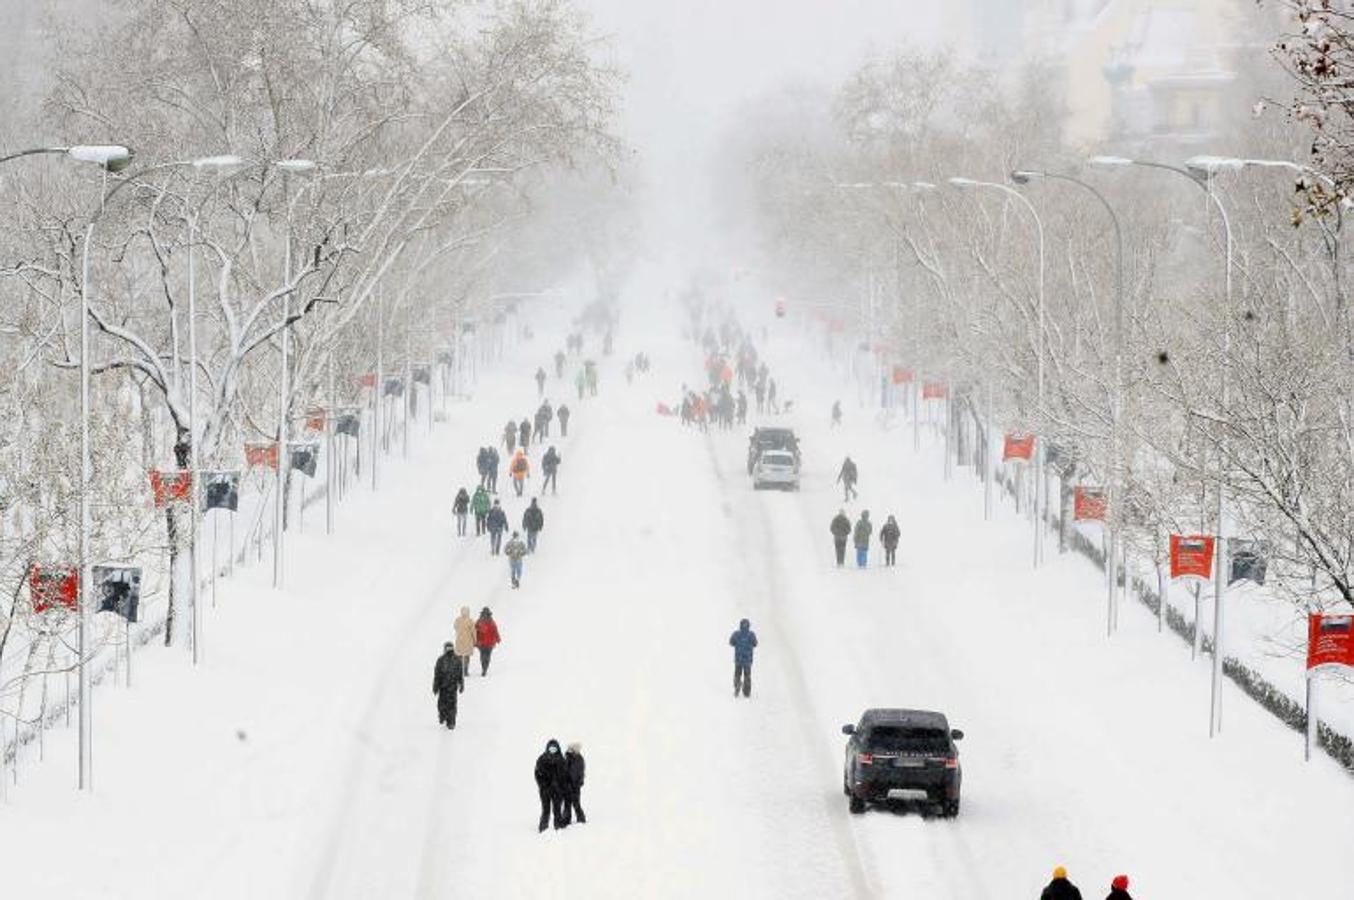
[2,279,1352,899]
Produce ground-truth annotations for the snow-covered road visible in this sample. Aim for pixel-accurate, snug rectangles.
[3,286,1353,899]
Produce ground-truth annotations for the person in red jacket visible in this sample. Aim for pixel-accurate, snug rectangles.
[1105,874,1132,900]
[475,607,501,676]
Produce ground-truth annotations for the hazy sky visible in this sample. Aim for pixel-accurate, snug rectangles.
[576,1,945,247]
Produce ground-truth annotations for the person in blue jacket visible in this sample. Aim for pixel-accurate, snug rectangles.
[729,618,758,698]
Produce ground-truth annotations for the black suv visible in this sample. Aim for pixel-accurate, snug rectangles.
[746,427,800,474]
[842,708,963,817]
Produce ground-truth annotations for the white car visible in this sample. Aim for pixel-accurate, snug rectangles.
[753,449,800,490]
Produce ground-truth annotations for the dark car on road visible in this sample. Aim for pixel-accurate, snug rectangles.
[746,426,800,474]
[842,708,963,817]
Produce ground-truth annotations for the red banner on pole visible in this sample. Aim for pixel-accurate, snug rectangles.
[1307,613,1354,672]
[891,366,914,385]
[29,564,79,613]
[1073,486,1107,522]
[1169,534,1215,581]
[1002,433,1035,462]
[921,382,948,400]
[245,441,279,471]
[356,373,377,389]
[149,469,193,507]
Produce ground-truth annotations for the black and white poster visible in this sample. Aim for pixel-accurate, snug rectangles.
[413,363,432,385]
[289,441,319,478]
[94,564,142,623]
[1229,539,1271,586]
[383,376,405,397]
[202,470,241,512]
[336,412,361,437]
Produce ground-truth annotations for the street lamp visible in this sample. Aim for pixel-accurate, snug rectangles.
[1013,167,1127,636]
[1,139,133,791]
[0,145,135,173]
[949,176,1048,567]
[1090,153,1234,737]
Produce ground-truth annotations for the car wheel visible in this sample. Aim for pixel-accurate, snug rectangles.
[849,796,866,815]
[942,799,960,818]
[753,481,762,490]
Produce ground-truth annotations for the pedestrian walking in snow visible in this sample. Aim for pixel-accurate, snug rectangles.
[585,360,599,396]
[510,449,531,497]
[554,349,566,378]
[453,607,476,676]
[487,500,508,555]
[475,607,500,675]
[476,446,490,489]
[837,456,859,502]
[557,404,570,437]
[535,400,553,439]
[432,642,464,729]
[562,742,586,825]
[541,446,561,494]
[1040,866,1084,900]
[853,511,872,568]
[519,418,532,451]
[575,368,586,400]
[472,485,491,535]
[736,390,747,425]
[729,618,758,698]
[535,366,547,397]
[503,420,517,454]
[486,446,500,493]
[535,739,568,831]
[522,498,544,553]
[831,399,842,427]
[830,510,852,567]
[1104,875,1132,900]
[505,531,527,588]
[453,487,470,536]
[880,515,900,567]
[768,378,778,413]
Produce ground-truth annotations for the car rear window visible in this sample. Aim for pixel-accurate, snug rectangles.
[761,453,793,465]
[866,726,950,754]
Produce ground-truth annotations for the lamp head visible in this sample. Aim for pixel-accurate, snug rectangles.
[1088,155,1134,168]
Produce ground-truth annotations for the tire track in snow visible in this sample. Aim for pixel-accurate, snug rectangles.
[700,430,880,899]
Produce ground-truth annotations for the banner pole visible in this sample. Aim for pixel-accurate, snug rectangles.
[1305,673,1315,762]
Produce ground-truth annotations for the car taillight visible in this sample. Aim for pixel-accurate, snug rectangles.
[944,757,959,769]
[857,753,873,765]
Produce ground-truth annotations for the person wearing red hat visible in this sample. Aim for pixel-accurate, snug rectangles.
[1041,866,1083,900]
[1105,874,1132,900]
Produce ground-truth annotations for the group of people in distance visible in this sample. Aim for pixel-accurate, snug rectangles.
[431,607,501,730]
[1041,866,1134,900]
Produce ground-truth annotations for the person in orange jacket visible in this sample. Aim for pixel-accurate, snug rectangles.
[510,449,531,497]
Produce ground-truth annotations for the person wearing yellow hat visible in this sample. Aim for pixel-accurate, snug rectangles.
[1041,865,1083,900]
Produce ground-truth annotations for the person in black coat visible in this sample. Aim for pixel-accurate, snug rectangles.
[522,498,545,553]
[486,500,509,555]
[486,446,500,492]
[880,514,901,566]
[1040,867,1084,900]
[519,418,532,451]
[452,487,470,536]
[830,510,852,567]
[475,447,490,489]
[836,456,858,501]
[534,738,569,831]
[562,742,586,825]
[541,446,561,494]
[432,642,464,729]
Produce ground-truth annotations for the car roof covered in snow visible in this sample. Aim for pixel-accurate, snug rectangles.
[859,708,949,729]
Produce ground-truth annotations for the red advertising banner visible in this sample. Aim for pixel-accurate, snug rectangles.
[1002,433,1035,463]
[1169,534,1215,581]
[1073,486,1107,522]
[245,441,279,471]
[1307,613,1354,672]
[29,564,79,613]
[303,408,327,432]
[891,366,914,385]
[356,373,377,389]
[921,382,948,400]
[149,469,193,507]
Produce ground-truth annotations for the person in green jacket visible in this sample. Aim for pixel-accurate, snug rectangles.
[574,368,586,400]
[471,485,492,535]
